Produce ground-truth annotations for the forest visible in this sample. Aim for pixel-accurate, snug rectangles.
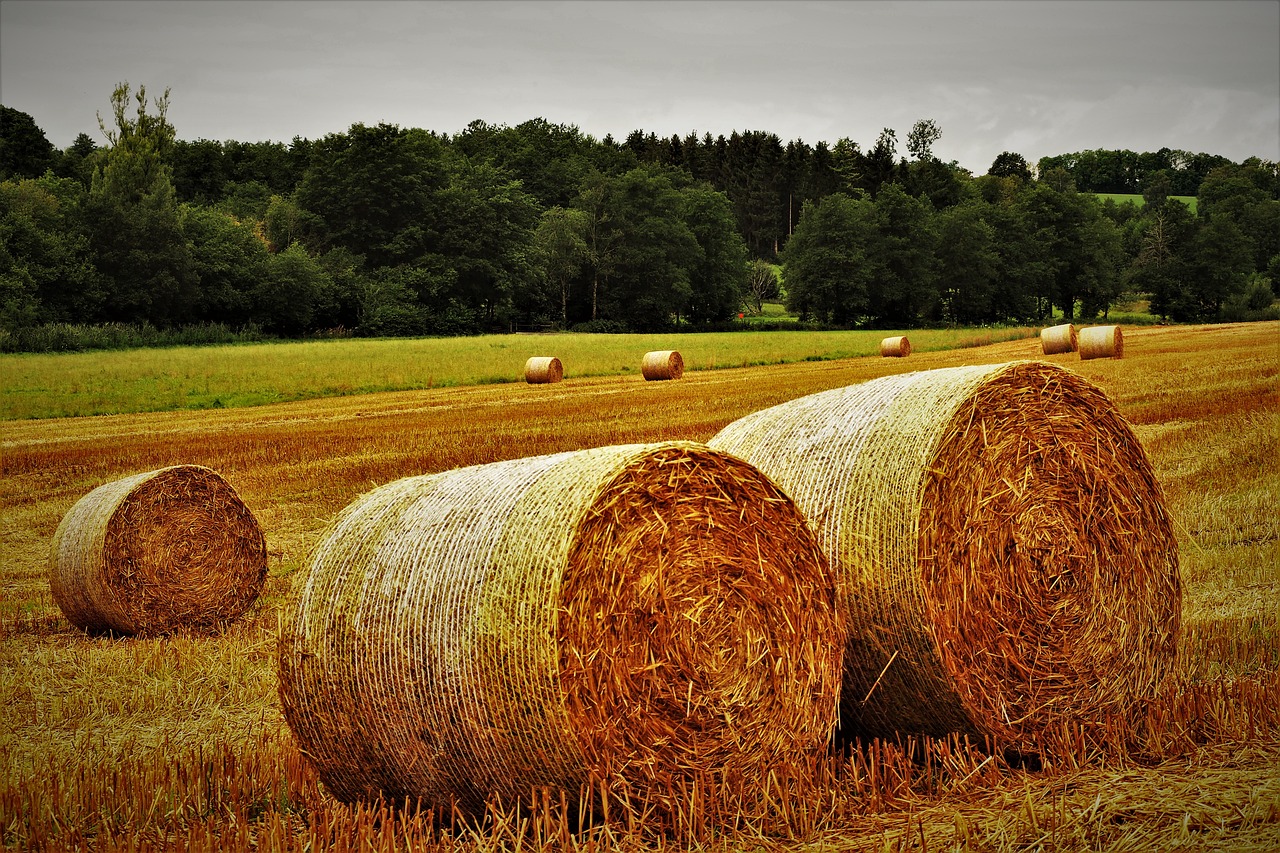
[1,84,1278,351]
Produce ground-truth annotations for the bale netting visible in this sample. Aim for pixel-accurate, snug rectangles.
[49,465,267,636]
[524,356,563,384]
[1040,323,1078,355]
[277,441,844,820]
[708,361,1181,757]
[1079,325,1124,360]
[880,335,911,357]
[641,349,684,381]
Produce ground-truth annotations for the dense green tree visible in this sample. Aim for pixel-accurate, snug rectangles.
[85,82,196,326]
[680,184,749,324]
[294,123,449,267]
[1189,215,1254,317]
[1,106,57,181]
[179,204,269,325]
[431,157,540,327]
[253,242,331,335]
[868,182,940,325]
[988,152,1033,182]
[590,167,700,331]
[0,175,102,328]
[533,206,590,326]
[1128,204,1191,321]
[781,193,876,325]
[53,133,101,187]
[935,201,998,324]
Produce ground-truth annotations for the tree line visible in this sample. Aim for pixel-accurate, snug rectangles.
[1,86,1277,350]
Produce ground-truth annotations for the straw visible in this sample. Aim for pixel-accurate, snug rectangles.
[709,361,1180,756]
[1040,323,1077,355]
[640,350,684,381]
[49,465,267,636]
[525,356,564,383]
[277,441,844,819]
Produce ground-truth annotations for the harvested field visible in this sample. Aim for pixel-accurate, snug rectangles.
[1,321,1276,851]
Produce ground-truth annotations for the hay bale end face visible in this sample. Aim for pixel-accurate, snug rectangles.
[709,361,1180,755]
[880,335,911,357]
[49,465,267,636]
[1079,325,1124,360]
[524,355,563,384]
[277,441,843,817]
[640,349,684,380]
[1040,323,1078,354]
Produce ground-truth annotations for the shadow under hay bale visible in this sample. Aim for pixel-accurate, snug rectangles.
[1040,323,1078,355]
[49,464,267,636]
[640,350,684,381]
[880,335,911,357]
[277,441,843,821]
[1079,325,1124,360]
[524,356,563,384]
[709,361,1180,757]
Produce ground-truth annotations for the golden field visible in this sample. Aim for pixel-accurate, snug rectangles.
[1,321,1277,851]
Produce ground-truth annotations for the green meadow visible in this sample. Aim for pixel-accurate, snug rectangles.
[1094,192,1198,213]
[0,327,1036,420]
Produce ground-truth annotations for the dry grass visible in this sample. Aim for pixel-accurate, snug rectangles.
[1,320,1276,850]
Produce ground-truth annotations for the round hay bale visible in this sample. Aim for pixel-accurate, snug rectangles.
[640,349,684,381]
[277,441,843,816]
[880,335,911,357]
[524,356,563,384]
[1079,325,1124,360]
[709,361,1180,755]
[1040,323,1078,355]
[49,465,267,636]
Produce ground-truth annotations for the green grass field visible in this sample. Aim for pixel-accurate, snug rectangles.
[1094,192,1198,213]
[0,326,1038,420]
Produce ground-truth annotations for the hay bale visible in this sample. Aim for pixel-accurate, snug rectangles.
[524,356,563,384]
[49,465,267,636]
[277,441,843,816]
[1079,325,1124,360]
[641,349,684,381]
[880,335,911,357]
[1040,323,1077,355]
[709,361,1180,755]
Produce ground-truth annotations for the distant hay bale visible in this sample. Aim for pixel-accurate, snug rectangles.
[1040,323,1078,354]
[277,441,843,817]
[1079,325,1124,360]
[524,356,563,384]
[709,361,1181,755]
[880,335,911,357]
[49,465,267,636]
[641,349,684,381]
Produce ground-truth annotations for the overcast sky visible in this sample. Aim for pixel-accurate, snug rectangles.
[2,0,1277,174]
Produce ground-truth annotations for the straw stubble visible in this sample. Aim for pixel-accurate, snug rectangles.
[277,441,843,820]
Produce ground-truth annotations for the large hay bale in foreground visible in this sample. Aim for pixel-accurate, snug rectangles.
[641,349,684,381]
[1040,323,1077,354]
[524,356,563,384]
[709,361,1180,755]
[50,465,267,636]
[1079,325,1124,360]
[880,335,911,357]
[277,441,843,816]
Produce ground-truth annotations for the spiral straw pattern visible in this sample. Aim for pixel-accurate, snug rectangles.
[710,361,1180,754]
[277,441,843,816]
[49,465,266,636]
